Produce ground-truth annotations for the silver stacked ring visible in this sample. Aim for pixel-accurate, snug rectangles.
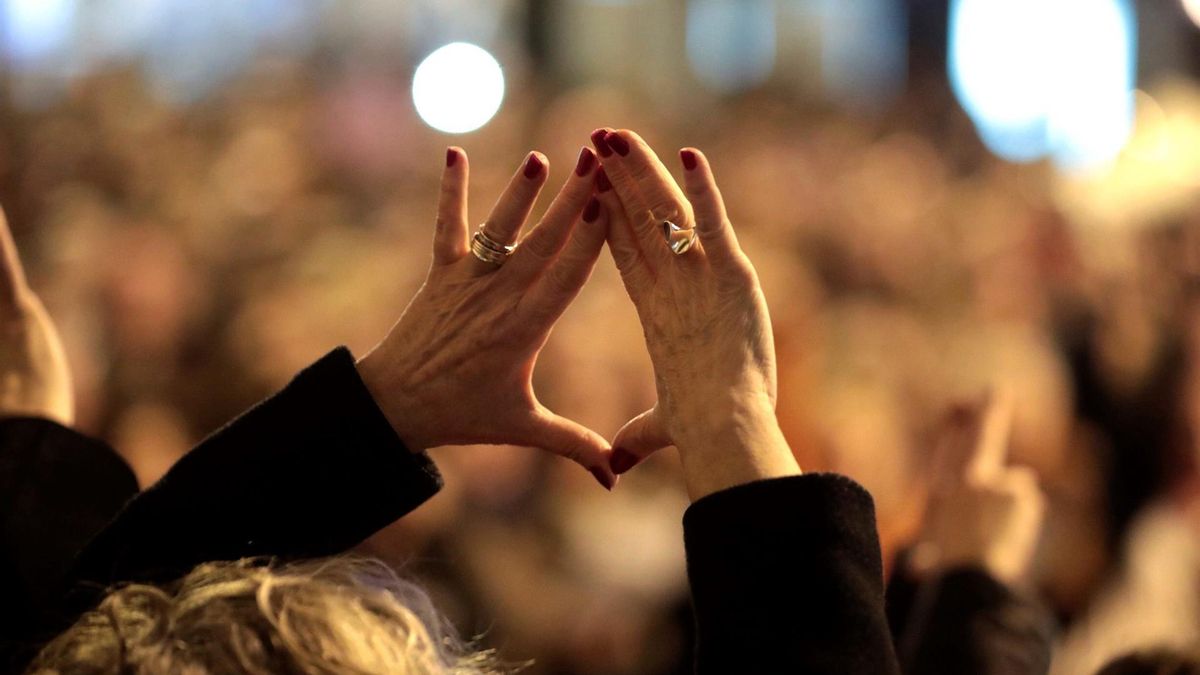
[471,227,516,266]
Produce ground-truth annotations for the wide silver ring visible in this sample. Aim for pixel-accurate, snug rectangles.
[471,227,515,266]
[662,220,697,255]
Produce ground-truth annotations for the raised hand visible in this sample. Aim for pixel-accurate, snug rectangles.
[590,128,799,499]
[0,206,73,426]
[356,147,617,489]
[912,391,1046,584]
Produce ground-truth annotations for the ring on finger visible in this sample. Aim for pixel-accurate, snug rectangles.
[662,220,697,255]
[471,226,516,266]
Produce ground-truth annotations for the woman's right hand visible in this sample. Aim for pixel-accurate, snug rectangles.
[590,129,800,499]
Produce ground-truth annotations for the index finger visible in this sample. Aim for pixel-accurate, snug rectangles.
[482,151,549,247]
[604,129,695,229]
[506,147,598,278]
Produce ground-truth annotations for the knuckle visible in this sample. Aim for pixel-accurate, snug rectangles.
[556,442,584,463]
[628,157,656,182]
[615,253,642,277]
[439,182,461,202]
[649,200,687,226]
[686,178,712,200]
[721,255,758,286]
[511,177,540,200]
[520,235,556,264]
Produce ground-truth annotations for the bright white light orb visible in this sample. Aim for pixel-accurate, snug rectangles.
[1,0,77,63]
[412,42,505,134]
[949,0,1136,170]
[1185,0,1200,28]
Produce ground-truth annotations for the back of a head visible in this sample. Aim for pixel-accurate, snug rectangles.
[1097,649,1200,675]
[29,557,501,675]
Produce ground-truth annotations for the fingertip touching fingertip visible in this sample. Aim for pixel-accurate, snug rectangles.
[604,131,630,157]
[582,196,601,223]
[575,146,596,176]
[610,447,640,475]
[595,166,612,193]
[591,128,613,157]
[589,467,616,491]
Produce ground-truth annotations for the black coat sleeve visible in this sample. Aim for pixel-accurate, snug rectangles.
[71,346,443,589]
[891,567,1055,675]
[682,473,901,675]
[0,418,137,652]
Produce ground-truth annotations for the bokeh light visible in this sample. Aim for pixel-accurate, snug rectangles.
[412,42,505,135]
[1,0,76,64]
[1046,0,1137,170]
[950,0,1053,161]
[949,0,1137,170]
[686,0,776,94]
[818,0,908,110]
[1184,0,1200,28]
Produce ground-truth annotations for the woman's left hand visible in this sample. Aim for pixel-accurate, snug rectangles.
[356,146,617,489]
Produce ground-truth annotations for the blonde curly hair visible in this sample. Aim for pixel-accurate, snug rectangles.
[29,557,506,675]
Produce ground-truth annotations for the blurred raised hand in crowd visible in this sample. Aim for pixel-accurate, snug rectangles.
[911,390,1046,585]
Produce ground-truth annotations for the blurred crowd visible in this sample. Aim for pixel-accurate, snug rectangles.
[4,54,1200,675]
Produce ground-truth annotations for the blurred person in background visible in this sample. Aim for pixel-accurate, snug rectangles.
[888,391,1054,674]
[1051,280,1200,675]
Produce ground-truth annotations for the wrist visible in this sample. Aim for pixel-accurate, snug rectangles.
[674,398,801,501]
[671,390,775,450]
[354,349,430,454]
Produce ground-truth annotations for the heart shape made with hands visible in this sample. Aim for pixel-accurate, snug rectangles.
[358,129,785,496]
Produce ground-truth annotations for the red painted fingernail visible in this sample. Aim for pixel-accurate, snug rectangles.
[596,166,612,193]
[591,128,612,158]
[524,153,543,179]
[610,448,639,475]
[582,196,600,223]
[575,147,596,176]
[590,467,615,491]
[605,131,630,157]
[680,149,697,171]
[446,147,458,167]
